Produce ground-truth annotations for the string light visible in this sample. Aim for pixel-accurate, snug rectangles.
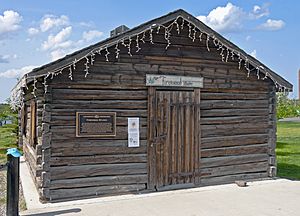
[43,73,50,93]
[68,66,73,80]
[175,20,180,34]
[181,19,185,30]
[220,47,225,62]
[164,28,171,49]
[32,77,37,98]
[115,43,120,59]
[150,28,154,44]
[206,35,210,52]
[188,22,192,39]
[84,56,90,78]
[136,35,141,52]
[256,67,260,79]
[156,25,161,34]
[105,46,110,61]
[192,26,196,42]
[262,72,268,80]
[199,32,203,42]
[225,48,229,62]
[140,32,146,43]
[238,53,242,69]
[231,50,235,60]
[10,14,291,110]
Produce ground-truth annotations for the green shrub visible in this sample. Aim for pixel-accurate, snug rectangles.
[276,93,300,119]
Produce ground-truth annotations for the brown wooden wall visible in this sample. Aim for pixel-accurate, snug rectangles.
[24,22,276,201]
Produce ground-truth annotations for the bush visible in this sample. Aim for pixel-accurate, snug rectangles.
[276,93,300,119]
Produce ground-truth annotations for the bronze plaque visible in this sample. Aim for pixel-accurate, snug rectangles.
[76,112,116,137]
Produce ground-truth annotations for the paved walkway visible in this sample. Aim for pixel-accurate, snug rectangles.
[21,179,300,216]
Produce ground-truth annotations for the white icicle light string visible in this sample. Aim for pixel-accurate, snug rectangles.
[11,15,290,110]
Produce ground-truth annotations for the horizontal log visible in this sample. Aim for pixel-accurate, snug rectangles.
[200,100,268,109]
[201,144,269,158]
[52,89,147,100]
[202,161,269,178]
[50,174,147,189]
[201,92,268,100]
[51,163,147,180]
[49,183,146,200]
[201,116,268,125]
[200,172,268,186]
[201,134,268,149]
[201,108,269,117]
[201,154,269,168]
[201,154,268,168]
[50,100,147,109]
[51,145,147,157]
[50,139,147,148]
[202,123,268,137]
[50,154,147,166]
[51,109,148,117]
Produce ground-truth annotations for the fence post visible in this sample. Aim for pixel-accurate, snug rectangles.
[6,148,22,216]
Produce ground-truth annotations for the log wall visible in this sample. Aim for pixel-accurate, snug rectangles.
[27,22,275,201]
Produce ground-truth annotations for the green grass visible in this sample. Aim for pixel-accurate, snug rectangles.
[276,121,300,180]
[0,124,18,164]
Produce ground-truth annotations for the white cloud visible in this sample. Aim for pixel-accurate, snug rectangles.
[0,54,17,63]
[41,26,73,50]
[0,10,22,34]
[258,19,285,31]
[82,30,103,41]
[250,5,269,19]
[27,27,39,35]
[50,49,67,61]
[0,55,9,63]
[40,14,69,32]
[79,21,94,28]
[0,65,36,78]
[197,3,245,33]
[250,49,257,58]
[246,35,251,41]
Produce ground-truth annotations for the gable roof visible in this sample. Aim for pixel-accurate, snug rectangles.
[11,9,292,108]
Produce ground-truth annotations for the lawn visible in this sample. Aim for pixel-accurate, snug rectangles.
[0,124,18,164]
[0,123,26,214]
[276,121,300,180]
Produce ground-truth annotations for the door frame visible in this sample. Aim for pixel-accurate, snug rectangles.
[147,87,201,190]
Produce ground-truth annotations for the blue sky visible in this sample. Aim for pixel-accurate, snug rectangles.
[0,0,299,102]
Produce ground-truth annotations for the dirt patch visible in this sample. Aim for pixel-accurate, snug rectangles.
[0,169,26,215]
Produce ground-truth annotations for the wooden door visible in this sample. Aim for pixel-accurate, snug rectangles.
[148,88,201,190]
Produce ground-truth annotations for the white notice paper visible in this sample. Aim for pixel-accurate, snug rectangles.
[128,118,139,147]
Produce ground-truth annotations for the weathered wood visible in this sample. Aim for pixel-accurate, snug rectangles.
[201,154,268,168]
[200,172,268,186]
[49,184,146,200]
[202,161,269,178]
[50,174,147,189]
[51,163,147,180]
[201,144,269,158]
[201,134,268,149]
[18,13,279,201]
[50,154,147,166]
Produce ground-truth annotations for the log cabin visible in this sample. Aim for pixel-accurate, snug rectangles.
[11,9,293,202]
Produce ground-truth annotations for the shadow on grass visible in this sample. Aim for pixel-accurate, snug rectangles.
[277,163,300,180]
[276,142,286,149]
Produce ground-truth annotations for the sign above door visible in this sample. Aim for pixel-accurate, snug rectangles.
[146,74,203,88]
